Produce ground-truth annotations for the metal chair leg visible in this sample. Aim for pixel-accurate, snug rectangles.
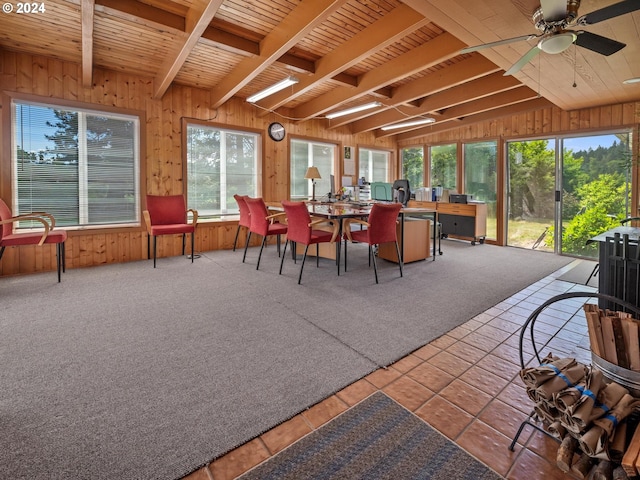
[56,242,62,282]
[279,239,289,274]
[256,237,266,270]
[242,232,252,263]
[371,245,379,284]
[394,241,403,278]
[153,236,157,268]
[190,231,195,263]
[298,245,309,284]
[232,225,241,251]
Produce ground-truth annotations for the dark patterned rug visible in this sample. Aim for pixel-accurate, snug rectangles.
[238,392,503,480]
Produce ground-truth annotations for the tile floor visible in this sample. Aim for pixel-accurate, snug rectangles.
[184,259,596,480]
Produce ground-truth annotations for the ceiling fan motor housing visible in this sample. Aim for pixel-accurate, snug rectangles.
[534,0,581,32]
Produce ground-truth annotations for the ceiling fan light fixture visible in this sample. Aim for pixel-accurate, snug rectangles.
[325,102,382,119]
[538,32,577,54]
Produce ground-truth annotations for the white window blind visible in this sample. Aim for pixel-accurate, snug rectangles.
[290,139,336,200]
[12,100,140,228]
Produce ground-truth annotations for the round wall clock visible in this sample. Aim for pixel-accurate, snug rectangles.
[268,122,286,142]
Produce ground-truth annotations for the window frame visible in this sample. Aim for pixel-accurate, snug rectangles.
[358,146,392,183]
[182,118,263,219]
[289,137,338,200]
[4,92,145,231]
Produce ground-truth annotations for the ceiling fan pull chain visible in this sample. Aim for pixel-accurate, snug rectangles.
[573,44,577,88]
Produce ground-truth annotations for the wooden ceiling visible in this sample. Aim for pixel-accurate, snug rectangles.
[1,0,638,140]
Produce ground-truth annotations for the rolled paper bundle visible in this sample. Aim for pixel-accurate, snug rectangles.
[578,424,609,459]
[589,382,630,424]
[534,400,559,424]
[557,368,603,421]
[547,420,567,439]
[533,364,588,401]
[554,381,587,413]
[520,355,576,388]
[593,394,640,438]
[567,380,627,434]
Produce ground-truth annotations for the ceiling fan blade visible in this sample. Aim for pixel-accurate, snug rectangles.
[460,34,538,54]
[504,45,542,76]
[540,0,567,22]
[579,0,640,25]
[575,31,626,56]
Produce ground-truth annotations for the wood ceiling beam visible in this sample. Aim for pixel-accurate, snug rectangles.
[336,55,501,131]
[95,0,186,30]
[376,86,539,138]
[292,32,466,121]
[153,0,223,99]
[96,0,359,91]
[394,97,554,140]
[81,0,95,88]
[349,71,521,132]
[210,0,349,109]
[256,3,432,113]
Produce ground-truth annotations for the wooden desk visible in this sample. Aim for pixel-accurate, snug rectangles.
[409,200,487,245]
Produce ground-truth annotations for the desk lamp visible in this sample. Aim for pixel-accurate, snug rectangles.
[305,166,321,201]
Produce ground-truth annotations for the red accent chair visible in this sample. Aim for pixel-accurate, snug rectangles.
[279,200,339,284]
[243,197,287,270]
[232,194,251,252]
[0,198,67,282]
[343,202,403,284]
[143,195,198,268]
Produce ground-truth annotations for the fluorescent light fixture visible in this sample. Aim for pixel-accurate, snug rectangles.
[246,76,299,103]
[325,102,381,119]
[623,77,640,85]
[380,118,435,131]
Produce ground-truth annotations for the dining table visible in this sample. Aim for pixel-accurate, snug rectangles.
[269,200,438,275]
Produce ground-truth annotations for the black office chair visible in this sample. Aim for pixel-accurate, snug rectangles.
[392,179,410,207]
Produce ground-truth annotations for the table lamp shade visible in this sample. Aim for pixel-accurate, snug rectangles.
[304,166,321,201]
[304,166,321,180]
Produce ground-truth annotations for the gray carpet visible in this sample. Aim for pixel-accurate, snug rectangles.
[0,240,573,479]
[238,391,503,480]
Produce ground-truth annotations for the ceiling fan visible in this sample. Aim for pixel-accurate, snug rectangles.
[460,0,640,76]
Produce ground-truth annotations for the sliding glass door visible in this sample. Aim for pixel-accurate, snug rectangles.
[506,139,556,251]
[560,133,632,258]
[506,132,633,257]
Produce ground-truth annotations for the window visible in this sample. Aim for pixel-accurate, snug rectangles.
[186,122,261,217]
[401,147,424,189]
[430,143,457,191]
[12,100,140,228]
[290,139,336,200]
[359,147,390,183]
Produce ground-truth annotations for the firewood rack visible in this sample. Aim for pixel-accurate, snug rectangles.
[509,291,640,451]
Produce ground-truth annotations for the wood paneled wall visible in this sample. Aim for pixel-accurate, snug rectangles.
[0,51,395,277]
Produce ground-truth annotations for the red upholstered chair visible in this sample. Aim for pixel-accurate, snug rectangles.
[279,200,339,284]
[0,198,67,282]
[243,197,287,270]
[143,194,198,268]
[233,194,251,252]
[343,202,403,284]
